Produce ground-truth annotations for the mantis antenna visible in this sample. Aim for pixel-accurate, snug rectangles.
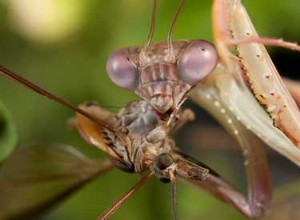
[145,0,157,48]
[171,182,178,220]
[167,0,186,59]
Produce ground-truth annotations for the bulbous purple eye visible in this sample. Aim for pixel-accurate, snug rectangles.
[106,48,138,90]
[177,40,218,85]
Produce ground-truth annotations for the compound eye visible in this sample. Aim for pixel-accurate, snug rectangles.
[156,153,174,170]
[177,40,218,85]
[106,48,138,90]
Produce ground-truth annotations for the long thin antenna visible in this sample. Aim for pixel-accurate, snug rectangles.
[171,182,178,220]
[97,172,153,220]
[167,0,186,58]
[0,64,108,127]
[145,0,157,48]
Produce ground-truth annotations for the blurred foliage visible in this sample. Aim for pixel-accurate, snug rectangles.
[0,0,300,219]
[8,0,85,43]
[0,100,17,163]
[262,180,300,220]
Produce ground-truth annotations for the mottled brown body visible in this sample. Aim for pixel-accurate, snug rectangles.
[74,100,208,184]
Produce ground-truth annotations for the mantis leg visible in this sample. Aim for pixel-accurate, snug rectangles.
[211,0,300,165]
[175,117,272,217]
[212,0,300,55]
[190,76,271,217]
[283,78,300,109]
[176,145,271,218]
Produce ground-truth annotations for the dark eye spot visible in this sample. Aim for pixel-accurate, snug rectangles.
[159,177,171,183]
[156,153,174,170]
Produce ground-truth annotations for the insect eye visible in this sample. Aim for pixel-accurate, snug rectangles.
[177,40,218,85]
[156,153,174,170]
[106,48,139,90]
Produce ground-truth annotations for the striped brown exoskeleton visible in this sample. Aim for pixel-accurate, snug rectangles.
[1,0,300,219]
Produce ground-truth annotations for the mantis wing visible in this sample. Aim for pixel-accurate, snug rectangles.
[0,143,113,219]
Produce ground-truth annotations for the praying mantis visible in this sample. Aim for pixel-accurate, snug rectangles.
[0,0,300,219]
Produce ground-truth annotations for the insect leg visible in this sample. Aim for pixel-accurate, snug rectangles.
[229,37,300,52]
[175,124,271,218]
[211,0,300,161]
[169,109,195,133]
[283,78,300,109]
[190,79,272,217]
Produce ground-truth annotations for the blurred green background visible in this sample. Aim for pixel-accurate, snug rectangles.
[1,0,300,219]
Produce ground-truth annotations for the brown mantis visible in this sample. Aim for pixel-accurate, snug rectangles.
[1,0,300,219]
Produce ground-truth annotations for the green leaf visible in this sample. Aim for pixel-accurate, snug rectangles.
[0,100,17,163]
[0,143,113,219]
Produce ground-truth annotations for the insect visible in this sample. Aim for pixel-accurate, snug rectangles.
[0,0,300,219]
